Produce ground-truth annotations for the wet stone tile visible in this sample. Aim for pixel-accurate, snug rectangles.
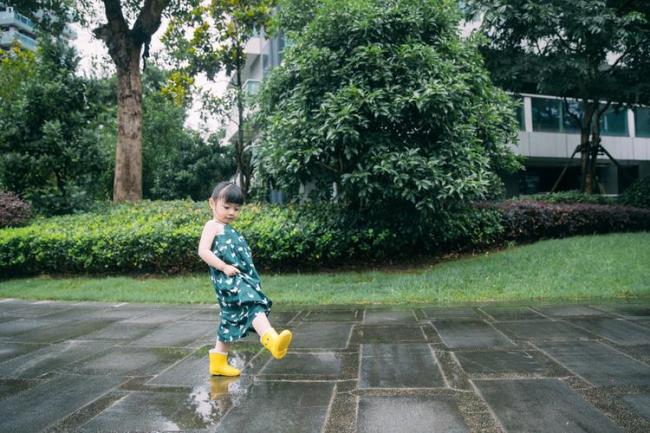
[289,323,351,349]
[569,318,650,346]
[357,395,470,433]
[360,343,443,388]
[621,394,650,422]
[422,307,479,320]
[0,340,114,379]
[537,341,650,387]
[454,350,546,375]
[0,303,74,319]
[9,318,118,343]
[180,308,220,322]
[268,310,300,325]
[363,310,417,324]
[0,373,124,433]
[214,381,334,433]
[128,321,214,348]
[121,309,194,324]
[260,352,343,378]
[78,389,228,432]
[596,304,650,319]
[535,305,604,317]
[479,306,544,321]
[69,346,189,377]
[495,319,593,341]
[148,345,262,387]
[433,320,515,349]
[302,309,358,322]
[80,321,163,342]
[355,325,426,343]
[0,341,45,363]
[0,318,69,339]
[0,378,41,400]
[474,378,624,433]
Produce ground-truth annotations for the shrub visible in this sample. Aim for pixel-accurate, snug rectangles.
[620,176,650,209]
[486,200,650,242]
[516,190,615,205]
[0,191,32,228]
[1,199,648,277]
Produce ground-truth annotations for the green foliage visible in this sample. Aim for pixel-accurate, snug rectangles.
[515,190,616,205]
[0,39,108,215]
[0,200,502,276]
[621,176,650,208]
[256,0,521,213]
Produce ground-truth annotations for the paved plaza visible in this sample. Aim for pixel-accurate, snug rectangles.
[0,299,649,432]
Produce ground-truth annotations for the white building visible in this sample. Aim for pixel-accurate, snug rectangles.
[0,4,37,51]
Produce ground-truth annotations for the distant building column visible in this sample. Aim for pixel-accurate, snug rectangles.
[524,96,533,132]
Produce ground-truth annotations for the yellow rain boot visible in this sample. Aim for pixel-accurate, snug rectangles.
[209,351,241,377]
[260,328,293,359]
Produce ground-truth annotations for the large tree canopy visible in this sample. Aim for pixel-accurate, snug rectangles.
[468,0,650,193]
[256,0,520,213]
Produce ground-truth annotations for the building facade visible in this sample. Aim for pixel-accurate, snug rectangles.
[0,4,37,51]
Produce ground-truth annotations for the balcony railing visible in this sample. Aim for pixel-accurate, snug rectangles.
[0,29,37,50]
[0,9,36,36]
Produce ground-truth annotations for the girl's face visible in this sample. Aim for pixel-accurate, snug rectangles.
[209,198,241,224]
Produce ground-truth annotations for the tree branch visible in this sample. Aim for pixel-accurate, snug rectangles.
[132,0,171,42]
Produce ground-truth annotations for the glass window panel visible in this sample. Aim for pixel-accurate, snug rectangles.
[532,97,561,132]
[514,97,525,130]
[561,99,582,133]
[635,107,650,138]
[600,105,628,136]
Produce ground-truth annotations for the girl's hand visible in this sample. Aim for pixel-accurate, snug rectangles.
[221,264,241,277]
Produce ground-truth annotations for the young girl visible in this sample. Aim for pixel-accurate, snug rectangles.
[198,181,292,376]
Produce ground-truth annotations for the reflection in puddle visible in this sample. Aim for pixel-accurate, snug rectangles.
[187,377,251,424]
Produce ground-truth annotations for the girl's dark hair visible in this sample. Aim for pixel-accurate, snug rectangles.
[211,181,244,205]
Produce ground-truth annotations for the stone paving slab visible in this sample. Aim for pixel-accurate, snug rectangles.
[537,341,650,387]
[0,373,125,433]
[360,343,444,388]
[357,395,470,433]
[1,299,649,432]
[433,320,516,349]
[0,340,114,378]
[474,378,625,433]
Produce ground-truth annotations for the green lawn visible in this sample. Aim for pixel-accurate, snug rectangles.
[1,232,648,305]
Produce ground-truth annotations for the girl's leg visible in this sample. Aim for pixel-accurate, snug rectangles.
[213,340,230,353]
[254,312,292,359]
[252,312,272,335]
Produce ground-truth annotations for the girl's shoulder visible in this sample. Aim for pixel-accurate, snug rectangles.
[204,219,226,236]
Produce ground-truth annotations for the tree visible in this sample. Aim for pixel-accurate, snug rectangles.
[0,40,107,214]
[467,0,650,193]
[256,0,520,213]
[164,0,276,198]
[9,0,185,202]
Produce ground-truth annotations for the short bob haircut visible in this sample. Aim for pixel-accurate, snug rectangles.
[211,181,244,205]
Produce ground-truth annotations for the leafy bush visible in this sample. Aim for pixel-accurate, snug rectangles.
[1,199,648,277]
[486,200,650,242]
[0,191,32,228]
[620,176,650,209]
[516,190,615,205]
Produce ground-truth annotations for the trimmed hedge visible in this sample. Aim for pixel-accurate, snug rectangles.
[1,199,648,277]
[515,190,616,205]
[486,200,650,243]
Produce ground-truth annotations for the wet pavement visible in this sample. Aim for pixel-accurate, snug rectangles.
[0,299,649,432]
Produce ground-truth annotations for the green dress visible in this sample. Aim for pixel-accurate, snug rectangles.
[210,224,272,342]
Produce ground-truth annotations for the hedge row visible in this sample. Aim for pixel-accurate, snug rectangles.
[0,200,648,276]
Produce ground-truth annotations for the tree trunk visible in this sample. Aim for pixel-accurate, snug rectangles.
[235,43,251,199]
[585,110,603,194]
[113,45,143,202]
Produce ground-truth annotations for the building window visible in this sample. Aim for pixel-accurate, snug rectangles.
[561,99,582,134]
[600,105,628,136]
[531,97,562,132]
[634,107,650,138]
[514,97,525,130]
